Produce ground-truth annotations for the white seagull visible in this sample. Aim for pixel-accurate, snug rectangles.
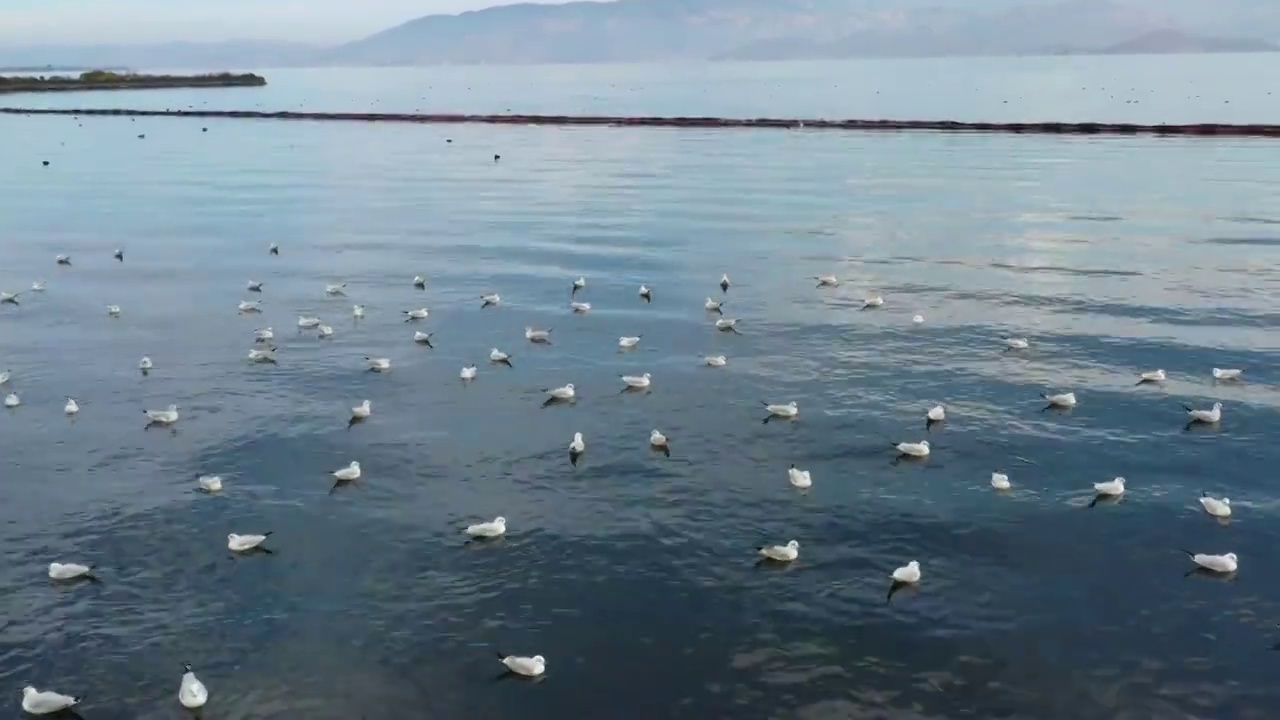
[268,242,279,255]
[144,404,179,424]
[720,273,731,292]
[1183,401,1222,423]
[317,324,334,338]
[460,365,477,380]
[106,304,122,316]
[571,276,585,295]
[64,397,79,415]
[22,686,81,715]
[0,369,9,384]
[758,540,799,562]
[639,284,652,302]
[4,392,19,408]
[1042,391,1077,408]
[545,383,575,400]
[55,254,71,265]
[1199,493,1231,518]
[926,405,945,423]
[1093,477,1125,496]
[197,475,223,492]
[48,562,94,580]
[892,560,922,584]
[465,516,506,538]
[715,318,741,334]
[1138,369,1166,383]
[480,293,501,308]
[403,308,429,320]
[814,275,839,287]
[351,400,372,420]
[254,327,274,342]
[237,300,261,313]
[895,440,930,457]
[705,355,727,367]
[1181,550,1238,574]
[497,652,546,677]
[247,280,263,292]
[247,347,276,363]
[178,664,208,709]
[0,290,20,304]
[1003,337,1030,350]
[763,401,799,419]
[325,283,347,296]
[618,336,641,349]
[621,372,651,390]
[366,357,391,372]
[413,275,426,288]
[912,314,924,324]
[333,461,361,482]
[353,304,365,319]
[570,301,591,313]
[524,327,552,343]
[1212,367,1242,381]
[788,464,812,489]
[414,331,434,346]
[227,532,272,552]
[704,297,725,314]
[649,429,670,457]
[991,472,1011,490]
[862,295,884,309]
[297,315,321,329]
[31,281,46,292]
[490,348,513,366]
[139,356,153,371]
[569,432,585,465]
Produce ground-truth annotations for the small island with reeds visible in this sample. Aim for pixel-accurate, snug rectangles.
[0,70,266,94]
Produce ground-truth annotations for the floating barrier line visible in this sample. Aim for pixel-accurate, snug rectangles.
[4,107,1280,138]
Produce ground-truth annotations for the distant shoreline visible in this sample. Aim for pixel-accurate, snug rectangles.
[3,107,1279,139]
[0,71,266,95]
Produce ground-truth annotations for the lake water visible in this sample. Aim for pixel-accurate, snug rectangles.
[2,58,1280,719]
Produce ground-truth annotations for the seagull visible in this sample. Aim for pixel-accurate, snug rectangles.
[496,652,546,677]
[862,295,884,309]
[720,274,730,293]
[570,301,591,313]
[403,308,429,320]
[238,300,261,313]
[31,281,45,292]
[621,373,651,390]
[758,540,799,562]
[618,336,641,349]
[1093,477,1125,497]
[0,291,20,305]
[178,664,208,709]
[197,475,223,492]
[1138,369,1166,384]
[106,304,122,316]
[814,275,839,287]
[912,314,924,324]
[788,464,812,489]
[460,364,477,380]
[705,298,725,314]
[705,355,727,367]
[649,429,670,457]
[352,304,365,319]
[414,331,434,347]
[480,293,501,308]
[144,404,179,424]
[247,347,276,363]
[524,327,552,343]
[571,276,585,295]
[64,397,79,415]
[763,401,799,420]
[139,356,153,371]
[1003,337,1030,351]
[366,357,391,372]
[1212,367,1242,381]
[544,384,575,401]
[991,472,1011,490]
[926,405,945,425]
[21,686,81,715]
[351,400,372,420]
[113,248,124,261]
[715,318,742,334]
[639,284,652,302]
[1042,391,1077,408]
[55,254,71,265]
[413,275,426,289]
[1180,550,1238,574]
[894,440,930,457]
[1199,493,1231,518]
[48,562,94,580]
[569,432,585,466]
[297,315,321,329]
[490,348,513,367]
[254,327,274,342]
[1183,402,1223,423]
[317,324,334,338]
[247,280,264,292]
[325,283,347,296]
[227,532,272,553]
[333,461,361,482]
[0,369,8,384]
[4,392,19,408]
[465,516,506,538]
[269,242,279,255]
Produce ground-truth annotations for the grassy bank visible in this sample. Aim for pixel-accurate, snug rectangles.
[0,70,266,94]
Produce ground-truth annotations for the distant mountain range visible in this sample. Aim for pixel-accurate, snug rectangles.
[0,0,1277,69]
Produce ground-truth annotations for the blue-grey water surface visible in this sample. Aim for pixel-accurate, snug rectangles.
[3,60,1280,719]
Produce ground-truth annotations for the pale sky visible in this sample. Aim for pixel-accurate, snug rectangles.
[0,0,572,45]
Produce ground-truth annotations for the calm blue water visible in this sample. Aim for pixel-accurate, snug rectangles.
[3,60,1280,719]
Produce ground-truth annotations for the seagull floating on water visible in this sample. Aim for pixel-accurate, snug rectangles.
[145,404,179,424]
[1003,337,1030,351]
[926,405,945,424]
[496,652,546,677]
[64,397,79,415]
[197,475,223,492]
[490,348,513,366]
[238,300,261,313]
[814,275,839,287]
[297,315,321,329]
[268,242,279,256]
[317,324,334,338]
[31,281,45,292]
[0,369,9,384]
[758,540,799,562]
[403,308,429,320]
[524,327,551,343]
[639,284,652,302]
[544,383,575,401]
[621,373,651,390]
[480,293,501,308]
[763,401,799,419]
[466,516,506,538]
[912,314,924,324]
[0,291,20,305]
[715,318,742,334]
[351,400,372,421]
[720,274,731,293]
[22,686,81,715]
[618,336,641,349]
[570,301,591,313]
[788,464,812,489]
[414,331,434,347]
[862,295,884,309]
[1042,391,1077,408]
[325,283,346,296]
[48,562,94,581]
[55,254,71,265]
[413,275,426,289]
[991,472,1011,490]
[227,532,272,553]
[460,364,477,380]
[1183,401,1222,424]
[254,327,274,342]
[1180,550,1238,574]
[895,440,930,457]
[333,461,361,482]
[571,276,585,295]
[366,357,391,372]
[352,304,365,319]
[107,304,121,317]
[649,429,670,456]
[569,432,585,466]
[247,280,263,292]
[1212,367,1242,381]
[1093,477,1125,497]
[705,355,727,367]
[704,298,725,314]
[1199,493,1231,518]
[4,392,19,408]
[1138,369,1166,384]
[139,356,153,371]
[113,248,124,262]
[247,347,276,363]
[178,664,208,709]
